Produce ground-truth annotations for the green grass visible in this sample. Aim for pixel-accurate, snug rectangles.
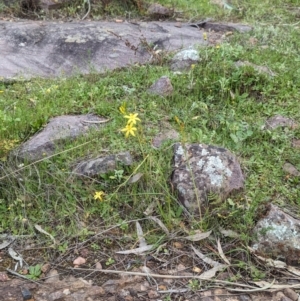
[0,0,300,279]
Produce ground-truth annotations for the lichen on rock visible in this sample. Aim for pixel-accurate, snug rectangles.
[171,143,244,215]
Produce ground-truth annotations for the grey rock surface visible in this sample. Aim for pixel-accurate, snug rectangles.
[235,60,276,76]
[0,20,208,79]
[73,151,133,177]
[200,22,252,33]
[152,129,180,149]
[282,162,300,176]
[147,3,172,17]
[171,143,244,214]
[170,48,200,71]
[263,115,297,130]
[252,204,300,265]
[147,76,173,96]
[15,114,107,161]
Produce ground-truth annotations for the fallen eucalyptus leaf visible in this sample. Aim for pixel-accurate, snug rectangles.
[116,245,154,255]
[287,266,300,276]
[143,201,156,216]
[217,238,230,265]
[199,264,228,279]
[34,224,56,245]
[128,172,143,184]
[0,238,14,250]
[183,230,211,242]
[191,245,221,267]
[148,216,169,235]
[136,221,147,248]
[8,247,23,268]
[219,228,239,238]
[257,256,286,269]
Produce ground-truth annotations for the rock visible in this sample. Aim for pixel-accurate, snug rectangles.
[283,288,298,301]
[147,76,173,96]
[148,289,160,299]
[0,279,37,301]
[0,272,10,282]
[252,204,300,265]
[170,48,200,71]
[282,163,300,177]
[0,20,208,79]
[292,139,300,148]
[86,286,105,297]
[235,60,276,76]
[41,263,51,273]
[39,0,72,11]
[21,287,32,301]
[263,115,297,130]
[14,114,107,161]
[147,3,172,17]
[151,128,180,149]
[200,22,252,33]
[48,290,65,301]
[275,292,294,301]
[102,279,119,294]
[199,298,215,301]
[171,143,244,214]
[73,256,86,266]
[73,151,133,177]
[45,269,60,283]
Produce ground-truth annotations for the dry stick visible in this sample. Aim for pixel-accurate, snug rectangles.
[6,269,46,287]
[70,268,280,291]
[82,0,91,20]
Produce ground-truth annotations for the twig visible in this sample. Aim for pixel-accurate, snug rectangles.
[69,267,271,290]
[6,268,45,286]
[82,0,91,20]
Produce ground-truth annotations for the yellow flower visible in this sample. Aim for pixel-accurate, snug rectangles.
[191,64,195,69]
[124,113,141,125]
[119,104,127,115]
[216,45,220,49]
[203,32,207,40]
[94,191,105,201]
[121,123,137,138]
[0,90,4,93]
[174,116,181,125]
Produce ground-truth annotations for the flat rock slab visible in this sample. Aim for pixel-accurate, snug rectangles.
[0,20,252,79]
[0,20,209,79]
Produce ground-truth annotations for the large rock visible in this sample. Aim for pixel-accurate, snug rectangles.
[171,143,244,214]
[252,204,300,265]
[0,20,208,79]
[15,114,108,161]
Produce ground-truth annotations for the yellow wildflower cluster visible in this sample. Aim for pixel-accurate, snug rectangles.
[94,191,105,201]
[119,104,141,138]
